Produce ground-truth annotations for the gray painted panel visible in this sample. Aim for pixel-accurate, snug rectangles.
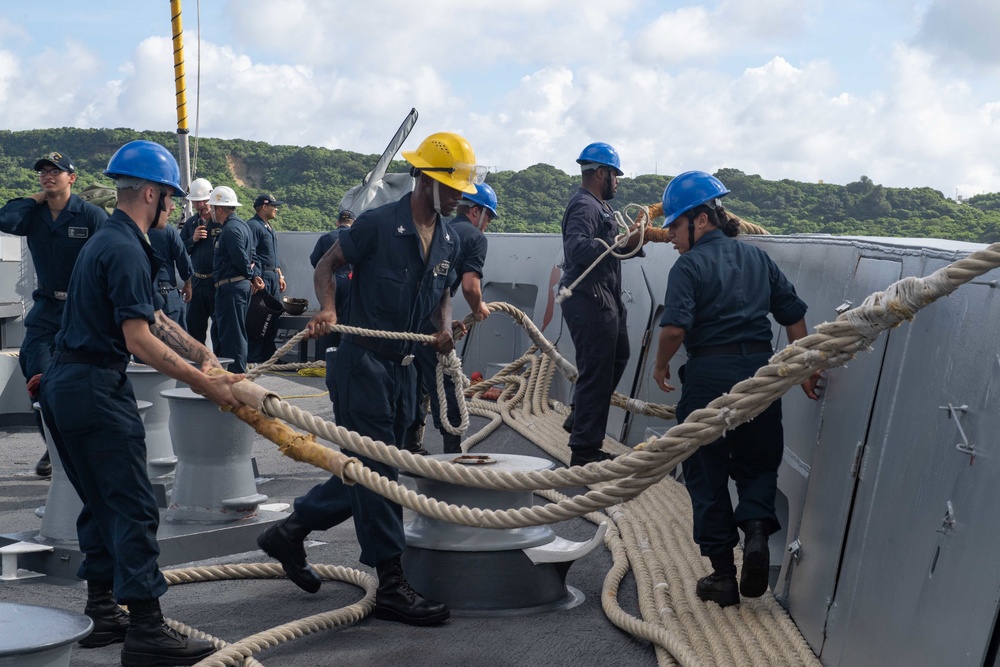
[782,256,902,652]
[825,263,1000,666]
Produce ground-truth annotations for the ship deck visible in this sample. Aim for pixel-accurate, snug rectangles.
[0,371,655,667]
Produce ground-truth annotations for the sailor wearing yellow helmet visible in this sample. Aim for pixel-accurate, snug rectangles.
[257,132,486,627]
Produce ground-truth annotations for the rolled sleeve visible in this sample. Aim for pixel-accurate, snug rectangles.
[106,247,156,327]
[339,217,376,266]
[767,259,808,325]
[659,261,697,332]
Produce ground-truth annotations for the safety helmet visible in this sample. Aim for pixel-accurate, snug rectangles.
[661,171,731,227]
[104,140,186,197]
[461,183,498,218]
[187,177,213,202]
[402,132,483,195]
[576,142,623,176]
[208,185,241,207]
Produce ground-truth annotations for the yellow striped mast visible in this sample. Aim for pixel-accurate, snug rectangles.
[169,0,192,213]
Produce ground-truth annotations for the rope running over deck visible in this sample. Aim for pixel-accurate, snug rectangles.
[174,240,1000,666]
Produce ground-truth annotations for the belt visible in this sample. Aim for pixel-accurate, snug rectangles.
[51,350,128,373]
[193,272,212,280]
[38,289,68,301]
[346,335,414,366]
[215,276,248,288]
[688,341,773,359]
[263,267,278,272]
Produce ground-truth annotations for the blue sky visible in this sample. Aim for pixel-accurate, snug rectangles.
[1,0,999,198]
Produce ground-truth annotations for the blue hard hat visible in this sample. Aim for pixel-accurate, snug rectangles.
[576,142,623,176]
[661,171,731,227]
[104,140,186,197]
[461,183,498,218]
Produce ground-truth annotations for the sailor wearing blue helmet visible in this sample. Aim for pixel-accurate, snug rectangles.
[559,142,643,467]
[652,170,821,608]
[39,140,242,665]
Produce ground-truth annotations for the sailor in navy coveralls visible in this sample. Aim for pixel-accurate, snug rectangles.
[0,151,106,477]
[559,142,643,467]
[38,140,241,665]
[247,193,286,363]
[257,131,487,628]
[209,186,256,374]
[652,170,821,608]
[179,177,221,348]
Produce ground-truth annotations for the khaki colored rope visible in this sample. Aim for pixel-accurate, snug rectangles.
[189,241,1000,665]
[158,563,376,667]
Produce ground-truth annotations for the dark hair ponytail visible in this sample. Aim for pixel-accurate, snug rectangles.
[686,203,740,237]
[717,206,741,237]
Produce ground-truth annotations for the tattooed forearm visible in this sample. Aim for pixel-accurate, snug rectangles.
[152,311,222,369]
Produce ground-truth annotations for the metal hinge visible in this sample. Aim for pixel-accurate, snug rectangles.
[850,441,864,478]
[787,539,802,562]
[940,404,975,458]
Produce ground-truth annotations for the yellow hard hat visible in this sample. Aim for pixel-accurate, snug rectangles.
[402,132,484,195]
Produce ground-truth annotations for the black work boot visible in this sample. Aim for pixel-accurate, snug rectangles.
[561,409,575,434]
[740,520,770,598]
[78,580,130,648]
[374,556,450,626]
[35,451,51,477]
[442,433,462,455]
[697,551,739,608]
[569,447,615,467]
[120,599,215,666]
[401,423,430,456]
[256,513,323,593]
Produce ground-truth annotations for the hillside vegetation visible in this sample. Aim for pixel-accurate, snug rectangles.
[2,127,999,242]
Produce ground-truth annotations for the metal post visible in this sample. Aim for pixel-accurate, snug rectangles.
[170,0,193,218]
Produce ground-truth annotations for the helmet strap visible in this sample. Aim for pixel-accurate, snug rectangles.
[432,179,443,215]
[152,188,167,231]
[605,168,614,199]
[475,208,487,231]
[687,215,696,250]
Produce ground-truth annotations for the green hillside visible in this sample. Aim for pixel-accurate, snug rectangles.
[2,127,998,242]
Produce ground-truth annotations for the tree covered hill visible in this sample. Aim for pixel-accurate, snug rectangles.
[2,127,998,242]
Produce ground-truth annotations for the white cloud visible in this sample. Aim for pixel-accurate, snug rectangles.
[914,0,1000,69]
[3,1,1000,198]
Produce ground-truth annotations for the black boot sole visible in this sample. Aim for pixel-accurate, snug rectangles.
[257,528,322,594]
[373,605,450,626]
[696,588,740,607]
[121,645,216,667]
[78,628,128,648]
[740,535,770,598]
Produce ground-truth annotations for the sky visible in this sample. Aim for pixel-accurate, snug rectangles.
[1,0,999,198]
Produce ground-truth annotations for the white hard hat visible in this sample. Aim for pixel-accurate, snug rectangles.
[208,185,241,207]
[187,177,213,201]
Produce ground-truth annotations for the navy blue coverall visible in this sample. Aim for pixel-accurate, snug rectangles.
[310,226,352,360]
[180,212,223,349]
[38,209,167,602]
[662,228,807,556]
[246,213,282,363]
[293,194,458,567]
[559,186,635,451]
[212,213,253,374]
[0,194,106,386]
[410,214,488,441]
[148,223,193,329]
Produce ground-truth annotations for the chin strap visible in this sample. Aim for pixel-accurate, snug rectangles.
[432,180,443,215]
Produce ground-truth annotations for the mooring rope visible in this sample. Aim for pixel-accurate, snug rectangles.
[170,240,1000,666]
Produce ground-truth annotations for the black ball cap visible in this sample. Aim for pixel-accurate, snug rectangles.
[254,193,284,208]
[34,152,75,173]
